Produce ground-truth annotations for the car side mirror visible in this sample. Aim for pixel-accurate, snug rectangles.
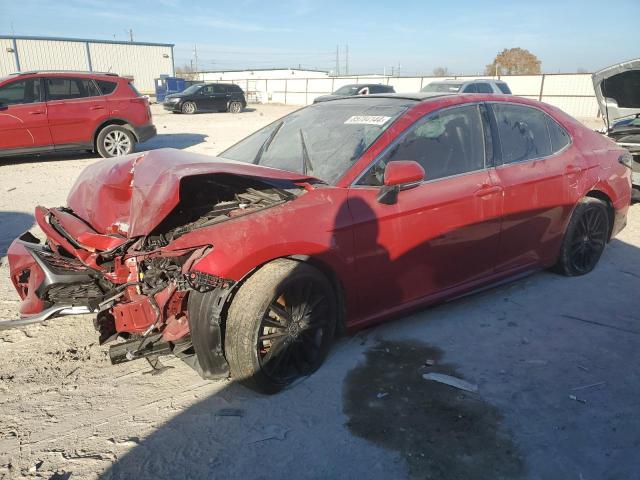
[377,161,425,205]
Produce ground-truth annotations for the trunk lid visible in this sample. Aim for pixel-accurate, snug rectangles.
[592,58,640,131]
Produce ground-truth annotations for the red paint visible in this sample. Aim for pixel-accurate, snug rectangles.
[8,94,632,340]
[0,72,154,155]
[383,160,425,186]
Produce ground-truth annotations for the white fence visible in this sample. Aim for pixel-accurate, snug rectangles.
[205,73,601,120]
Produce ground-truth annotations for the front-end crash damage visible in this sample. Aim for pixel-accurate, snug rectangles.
[4,149,312,377]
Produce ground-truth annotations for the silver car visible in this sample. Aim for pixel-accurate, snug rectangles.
[421,79,512,94]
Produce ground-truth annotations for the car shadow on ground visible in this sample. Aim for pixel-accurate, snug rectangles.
[138,133,208,151]
[96,218,640,480]
[0,133,208,166]
[0,211,35,258]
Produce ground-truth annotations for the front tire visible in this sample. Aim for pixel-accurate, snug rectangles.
[555,197,609,276]
[96,125,135,158]
[225,259,337,394]
[181,101,197,114]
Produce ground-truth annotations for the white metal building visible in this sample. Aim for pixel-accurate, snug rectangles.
[199,68,329,82]
[0,35,175,93]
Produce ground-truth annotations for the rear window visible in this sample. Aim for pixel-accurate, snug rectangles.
[496,83,512,94]
[96,80,118,95]
[127,82,142,97]
[422,82,462,93]
[475,83,494,94]
[225,84,243,93]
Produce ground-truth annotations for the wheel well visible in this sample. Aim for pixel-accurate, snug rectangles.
[222,255,348,336]
[93,120,136,149]
[585,190,615,240]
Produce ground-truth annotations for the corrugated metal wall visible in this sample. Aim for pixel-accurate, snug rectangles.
[0,36,174,93]
[0,39,18,76]
[17,39,87,71]
[88,43,174,93]
[219,73,601,120]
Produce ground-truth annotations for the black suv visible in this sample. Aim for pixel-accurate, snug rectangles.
[163,83,247,114]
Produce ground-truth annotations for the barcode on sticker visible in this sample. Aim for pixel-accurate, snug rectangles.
[344,115,391,126]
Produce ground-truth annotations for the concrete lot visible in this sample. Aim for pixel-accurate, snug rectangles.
[0,104,638,480]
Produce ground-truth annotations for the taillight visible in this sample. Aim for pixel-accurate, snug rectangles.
[619,152,633,169]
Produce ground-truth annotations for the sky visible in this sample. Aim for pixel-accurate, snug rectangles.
[1,0,638,75]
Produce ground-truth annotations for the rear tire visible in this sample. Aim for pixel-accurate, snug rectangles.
[228,101,243,113]
[554,197,609,276]
[96,125,135,158]
[632,186,640,203]
[182,101,197,114]
[225,259,337,394]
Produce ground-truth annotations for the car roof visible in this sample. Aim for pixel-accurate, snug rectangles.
[319,92,450,103]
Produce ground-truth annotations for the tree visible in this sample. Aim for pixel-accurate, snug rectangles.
[485,48,541,76]
[175,64,199,81]
[432,66,450,77]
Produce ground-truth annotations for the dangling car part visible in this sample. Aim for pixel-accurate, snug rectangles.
[5,94,632,394]
[593,58,640,193]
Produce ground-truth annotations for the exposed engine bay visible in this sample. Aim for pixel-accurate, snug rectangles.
[5,170,306,376]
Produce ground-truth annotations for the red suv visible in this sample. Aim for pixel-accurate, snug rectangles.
[0,71,156,158]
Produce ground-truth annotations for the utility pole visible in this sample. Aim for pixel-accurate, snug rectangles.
[335,45,340,76]
[128,28,133,42]
[193,44,198,76]
[345,44,349,76]
[397,62,401,77]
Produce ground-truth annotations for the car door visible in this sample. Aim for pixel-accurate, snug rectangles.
[489,102,577,271]
[45,77,108,147]
[0,77,52,152]
[212,84,230,110]
[348,103,503,322]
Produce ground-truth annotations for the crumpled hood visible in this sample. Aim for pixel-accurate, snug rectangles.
[67,148,315,238]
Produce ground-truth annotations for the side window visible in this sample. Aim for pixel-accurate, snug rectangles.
[493,104,552,163]
[0,79,41,105]
[546,116,571,152]
[462,83,478,93]
[96,80,118,95]
[359,104,486,186]
[476,83,494,94]
[496,83,512,94]
[212,85,226,94]
[45,78,97,101]
[201,86,214,95]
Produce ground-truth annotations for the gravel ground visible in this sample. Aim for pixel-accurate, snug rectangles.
[0,105,638,480]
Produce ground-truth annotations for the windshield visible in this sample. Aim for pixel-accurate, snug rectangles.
[422,82,462,93]
[333,85,360,96]
[220,98,410,184]
[181,84,202,95]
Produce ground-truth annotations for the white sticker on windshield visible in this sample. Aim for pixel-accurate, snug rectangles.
[344,115,392,126]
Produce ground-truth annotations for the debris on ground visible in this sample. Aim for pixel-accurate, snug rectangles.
[376,392,389,399]
[422,373,479,393]
[569,394,587,404]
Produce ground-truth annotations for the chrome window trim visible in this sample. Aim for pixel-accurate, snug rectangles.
[351,102,489,187]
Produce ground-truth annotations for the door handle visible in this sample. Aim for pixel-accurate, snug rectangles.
[474,184,502,197]
[90,106,105,111]
[29,110,45,115]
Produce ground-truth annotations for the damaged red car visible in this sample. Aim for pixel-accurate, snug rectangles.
[5,94,632,393]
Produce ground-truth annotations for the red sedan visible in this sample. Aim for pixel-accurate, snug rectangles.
[5,93,632,393]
